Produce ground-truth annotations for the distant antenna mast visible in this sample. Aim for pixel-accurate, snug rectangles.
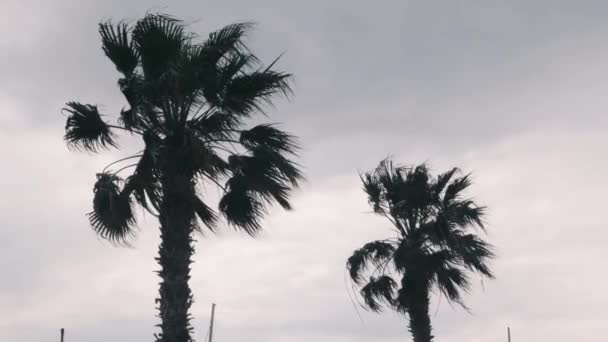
[60,328,65,342]
[209,303,217,342]
[507,326,511,342]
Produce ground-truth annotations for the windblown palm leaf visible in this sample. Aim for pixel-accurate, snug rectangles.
[89,173,135,244]
[64,102,116,151]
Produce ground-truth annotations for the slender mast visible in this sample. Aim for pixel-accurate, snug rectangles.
[507,326,511,342]
[209,303,216,342]
[60,328,65,342]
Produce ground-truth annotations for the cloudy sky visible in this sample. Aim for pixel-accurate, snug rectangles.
[1,0,607,341]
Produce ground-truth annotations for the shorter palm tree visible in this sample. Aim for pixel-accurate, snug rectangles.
[347,159,494,342]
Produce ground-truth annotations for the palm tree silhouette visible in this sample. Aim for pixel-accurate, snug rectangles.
[63,14,302,342]
[347,159,494,342]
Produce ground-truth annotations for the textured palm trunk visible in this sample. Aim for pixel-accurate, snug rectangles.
[407,293,433,342]
[156,170,196,342]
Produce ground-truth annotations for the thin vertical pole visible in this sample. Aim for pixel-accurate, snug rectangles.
[60,328,65,342]
[507,327,511,342]
[209,303,216,342]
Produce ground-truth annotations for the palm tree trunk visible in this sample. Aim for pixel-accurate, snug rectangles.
[156,173,196,342]
[407,293,433,342]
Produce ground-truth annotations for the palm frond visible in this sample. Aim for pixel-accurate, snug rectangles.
[448,200,486,230]
[132,13,186,81]
[435,265,470,303]
[248,146,303,186]
[202,22,255,64]
[63,102,117,151]
[433,167,460,199]
[218,175,265,235]
[122,135,162,213]
[239,124,299,154]
[224,146,302,214]
[191,194,218,232]
[374,158,400,192]
[360,276,397,312]
[396,164,432,212]
[184,131,230,178]
[451,233,495,278]
[360,172,384,214]
[88,173,136,244]
[225,150,299,211]
[188,110,240,139]
[218,52,258,81]
[443,174,473,204]
[347,240,396,284]
[221,69,292,115]
[99,21,139,76]
[124,173,161,213]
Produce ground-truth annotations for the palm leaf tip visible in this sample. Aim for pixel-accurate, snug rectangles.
[89,173,136,245]
[63,102,117,151]
[99,21,139,76]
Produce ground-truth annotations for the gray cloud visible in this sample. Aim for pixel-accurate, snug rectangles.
[1,0,607,341]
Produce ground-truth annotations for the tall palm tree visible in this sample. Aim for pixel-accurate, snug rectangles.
[347,159,494,342]
[63,14,302,342]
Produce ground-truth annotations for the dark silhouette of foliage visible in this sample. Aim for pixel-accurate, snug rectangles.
[347,158,494,342]
[63,13,301,342]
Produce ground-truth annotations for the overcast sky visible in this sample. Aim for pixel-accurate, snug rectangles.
[1,0,607,341]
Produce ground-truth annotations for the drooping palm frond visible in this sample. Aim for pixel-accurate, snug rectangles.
[347,240,396,284]
[434,264,471,303]
[239,124,299,154]
[99,21,139,76]
[360,276,397,312]
[449,232,495,278]
[248,146,303,186]
[445,199,486,230]
[88,173,136,244]
[218,175,265,235]
[120,131,162,211]
[63,102,117,151]
[223,145,302,212]
[190,194,218,232]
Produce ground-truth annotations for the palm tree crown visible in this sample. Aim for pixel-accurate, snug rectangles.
[347,159,494,342]
[63,14,302,242]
